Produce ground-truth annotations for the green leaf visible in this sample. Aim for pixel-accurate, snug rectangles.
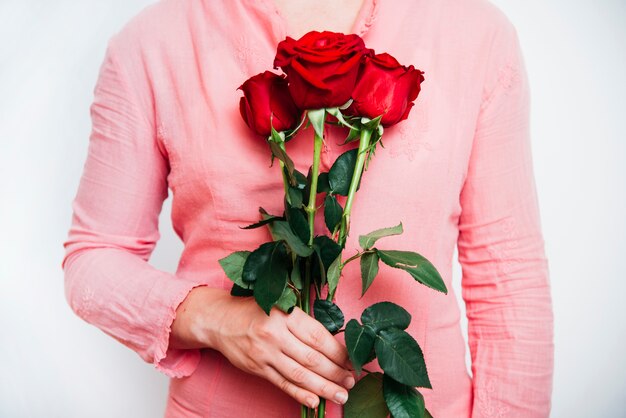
[383,374,425,418]
[317,172,331,193]
[361,115,382,131]
[218,251,251,288]
[307,108,326,138]
[248,242,290,315]
[242,242,272,284]
[303,166,313,206]
[328,148,362,196]
[313,248,327,288]
[345,319,377,376]
[310,236,342,288]
[364,130,381,170]
[240,216,284,230]
[361,301,411,334]
[313,299,345,334]
[230,283,254,297]
[287,186,303,208]
[374,328,431,388]
[268,140,296,185]
[284,113,307,140]
[376,250,448,294]
[425,408,434,418]
[359,222,404,250]
[268,221,313,257]
[338,99,353,110]
[275,286,297,314]
[342,126,361,145]
[258,207,274,217]
[365,344,377,365]
[259,210,279,241]
[344,372,389,418]
[285,207,310,244]
[290,259,303,289]
[312,235,342,273]
[326,107,358,130]
[368,126,383,154]
[293,169,308,190]
[326,255,342,298]
[324,194,343,233]
[270,125,286,143]
[359,251,380,297]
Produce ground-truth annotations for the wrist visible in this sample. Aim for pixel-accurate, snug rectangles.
[169,286,232,350]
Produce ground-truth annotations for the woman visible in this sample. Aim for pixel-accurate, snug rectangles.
[62,0,554,416]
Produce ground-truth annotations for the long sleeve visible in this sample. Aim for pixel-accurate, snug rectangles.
[457,17,555,418]
[62,35,208,378]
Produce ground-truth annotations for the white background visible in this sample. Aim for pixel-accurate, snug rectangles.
[1,0,624,417]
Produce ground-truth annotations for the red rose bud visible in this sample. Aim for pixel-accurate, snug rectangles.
[238,71,301,137]
[347,53,425,127]
[274,31,372,110]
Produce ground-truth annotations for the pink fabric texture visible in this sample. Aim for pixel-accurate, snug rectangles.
[62,0,554,416]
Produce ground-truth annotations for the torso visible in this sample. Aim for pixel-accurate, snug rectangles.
[111,0,515,416]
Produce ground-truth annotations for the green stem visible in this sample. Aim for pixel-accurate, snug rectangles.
[303,258,311,314]
[278,142,291,204]
[317,400,326,418]
[326,248,370,301]
[305,130,325,417]
[302,132,322,314]
[338,129,372,248]
[341,251,363,268]
[346,249,376,265]
[306,132,324,246]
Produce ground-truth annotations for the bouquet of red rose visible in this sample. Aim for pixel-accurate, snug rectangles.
[220,31,446,418]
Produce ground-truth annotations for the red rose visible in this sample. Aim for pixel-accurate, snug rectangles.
[274,31,372,110]
[346,53,425,127]
[238,71,301,137]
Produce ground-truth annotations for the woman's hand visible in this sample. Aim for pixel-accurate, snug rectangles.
[169,286,355,409]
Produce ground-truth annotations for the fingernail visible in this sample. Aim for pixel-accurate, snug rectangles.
[343,376,355,389]
[307,397,319,408]
[334,392,348,404]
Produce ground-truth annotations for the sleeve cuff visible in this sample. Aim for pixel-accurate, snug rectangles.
[153,280,210,378]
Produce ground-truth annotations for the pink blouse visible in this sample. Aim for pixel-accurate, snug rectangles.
[62,0,554,416]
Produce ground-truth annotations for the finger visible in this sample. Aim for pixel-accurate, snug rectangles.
[272,352,349,405]
[263,364,320,409]
[287,308,351,369]
[281,332,355,390]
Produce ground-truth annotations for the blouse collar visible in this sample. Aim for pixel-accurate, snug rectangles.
[249,0,379,45]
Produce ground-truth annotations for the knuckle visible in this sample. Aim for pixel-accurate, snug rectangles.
[308,326,327,348]
[260,354,276,369]
[332,366,347,382]
[318,382,333,398]
[243,357,261,373]
[290,366,307,384]
[332,346,348,365]
[279,378,292,394]
[254,322,273,339]
[304,350,322,368]
[253,320,283,344]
